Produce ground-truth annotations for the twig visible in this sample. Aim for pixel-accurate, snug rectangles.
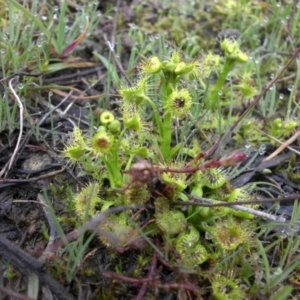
[135,253,158,300]
[110,0,121,48]
[103,270,200,296]
[0,286,31,300]
[37,193,60,256]
[175,194,300,223]
[102,0,132,85]
[0,70,42,84]
[42,66,101,83]
[6,78,24,173]
[0,167,66,184]
[103,33,132,85]
[263,129,300,161]
[0,236,73,300]
[0,76,29,178]
[103,271,159,284]
[13,199,49,207]
[254,127,300,157]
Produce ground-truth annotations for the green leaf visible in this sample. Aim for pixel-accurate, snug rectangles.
[100,200,115,212]
[270,286,293,300]
[93,53,120,84]
[170,143,182,158]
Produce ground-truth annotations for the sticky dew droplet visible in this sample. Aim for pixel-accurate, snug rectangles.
[273,267,282,276]
[259,144,266,155]
[130,23,137,29]
[205,232,213,240]
[281,19,286,25]
[107,41,114,51]
[17,83,24,90]
[289,224,299,235]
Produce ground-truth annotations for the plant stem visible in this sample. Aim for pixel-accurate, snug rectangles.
[205,58,235,109]
[104,158,123,188]
[161,112,172,161]
[160,77,175,162]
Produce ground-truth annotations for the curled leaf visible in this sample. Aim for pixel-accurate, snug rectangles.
[60,16,90,58]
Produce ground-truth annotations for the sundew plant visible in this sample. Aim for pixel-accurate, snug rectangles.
[61,38,267,298]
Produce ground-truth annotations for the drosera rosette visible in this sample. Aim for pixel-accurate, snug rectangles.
[158,51,203,89]
[98,212,145,252]
[161,161,190,194]
[220,39,248,64]
[155,209,187,236]
[140,56,163,74]
[124,185,150,205]
[121,131,150,159]
[62,126,107,178]
[175,224,208,269]
[236,116,299,146]
[201,52,222,78]
[122,101,146,132]
[163,88,192,118]
[121,101,155,159]
[174,59,199,77]
[235,117,265,145]
[154,197,187,236]
[119,76,152,105]
[199,168,228,190]
[63,126,87,162]
[90,126,115,155]
[212,217,253,251]
[211,274,246,300]
[269,117,299,141]
[73,182,101,221]
[235,71,259,99]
